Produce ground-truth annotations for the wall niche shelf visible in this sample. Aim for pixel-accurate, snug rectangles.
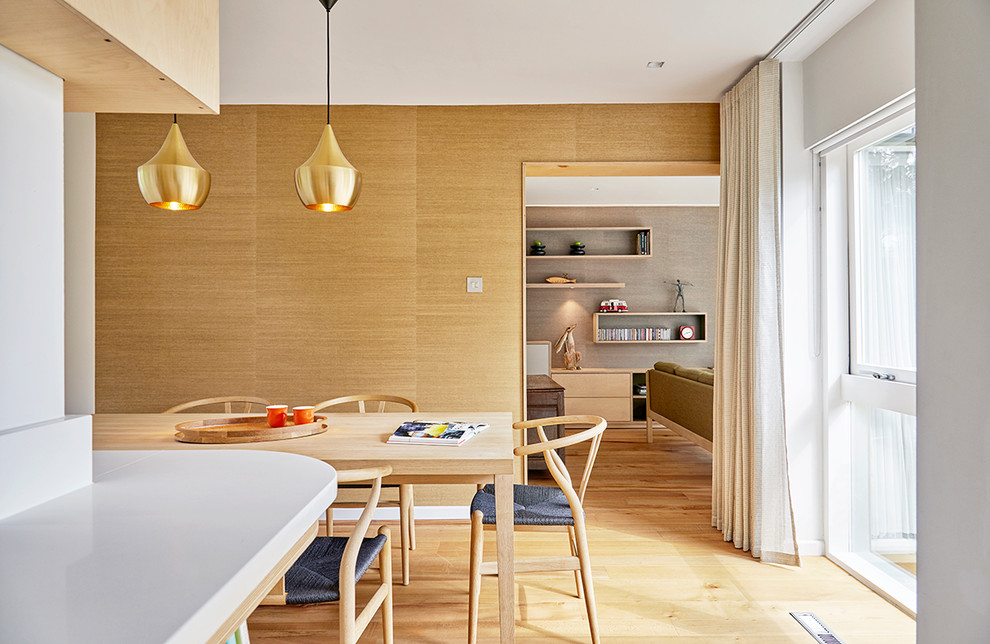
[526,282,626,289]
[526,226,651,258]
[593,311,708,344]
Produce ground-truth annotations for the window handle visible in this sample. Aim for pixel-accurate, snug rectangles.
[872,372,896,381]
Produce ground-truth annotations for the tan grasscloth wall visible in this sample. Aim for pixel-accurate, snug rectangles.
[95,104,718,504]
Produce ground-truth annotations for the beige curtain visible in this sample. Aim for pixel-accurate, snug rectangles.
[713,59,799,566]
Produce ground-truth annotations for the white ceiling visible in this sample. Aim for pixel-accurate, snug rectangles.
[218,0,869,106]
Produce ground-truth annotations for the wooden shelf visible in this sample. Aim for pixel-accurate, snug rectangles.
[594,311,708,343]
[524,161,721,177]
[596,339,706,344]
[526,227,651,231]
[527,255,649,259]
[526,226,651,258]
[526,282,626,289]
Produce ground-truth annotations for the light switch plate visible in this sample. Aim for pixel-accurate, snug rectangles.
[467,277,483,293]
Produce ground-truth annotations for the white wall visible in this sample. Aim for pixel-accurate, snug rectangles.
[0,44,65,431]
[64,113,96,415]
[780,61,824,554]
[780,0,915,556]
[803,0,914,147]
[0,45,91,520]
[916,0,990,639]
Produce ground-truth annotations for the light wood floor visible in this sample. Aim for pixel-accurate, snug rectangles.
[246,427,916,642]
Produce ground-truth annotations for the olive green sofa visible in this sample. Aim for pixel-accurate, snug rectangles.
[646,361,713,452]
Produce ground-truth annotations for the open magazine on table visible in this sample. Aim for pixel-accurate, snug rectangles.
[387,420,490,446]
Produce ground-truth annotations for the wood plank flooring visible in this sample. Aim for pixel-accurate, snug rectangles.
[246,427,916,642]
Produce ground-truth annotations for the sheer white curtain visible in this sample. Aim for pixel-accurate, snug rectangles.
[869,408,917,540]
[855,143,917,541]
[855,145,917,372]
[714,59,800,565]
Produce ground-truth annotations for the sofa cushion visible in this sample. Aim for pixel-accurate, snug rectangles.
[674,365,715,385]
[694,369,715,386]
[653,361,678,373]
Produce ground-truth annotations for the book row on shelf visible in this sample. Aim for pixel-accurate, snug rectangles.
[636,230,651,255]
[598,327,673,341]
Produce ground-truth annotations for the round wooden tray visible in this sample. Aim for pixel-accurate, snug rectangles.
[174,415,329,444]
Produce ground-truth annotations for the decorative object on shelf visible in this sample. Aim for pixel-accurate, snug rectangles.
[665,279,694,312]
[679,325,696,340]
[530,241,547,255]
[294,0,362,212]
[635,384,648,395]
[569,241,586,255]
[545,274,576,284]
[554,323,582,370]
[137,115,211,211]
[636,230,651,255]
[599,299,628,312]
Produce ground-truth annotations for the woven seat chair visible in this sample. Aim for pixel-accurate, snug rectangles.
[315,394,419,586]
[162,396,271,414]
[275,466,394,644]
[468,415,607,644]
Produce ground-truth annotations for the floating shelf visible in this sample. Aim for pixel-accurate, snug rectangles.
[526,227,651,231]
[526,282,626,289]
[527,255,649,259]
[526,226,651,258]
[594,311,708,344]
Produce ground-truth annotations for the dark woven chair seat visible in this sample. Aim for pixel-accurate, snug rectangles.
[470,483,575,526]
[285,534,388,605]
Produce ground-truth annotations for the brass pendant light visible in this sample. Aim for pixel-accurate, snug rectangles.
[137,115,211,210]
[294,0,361,211]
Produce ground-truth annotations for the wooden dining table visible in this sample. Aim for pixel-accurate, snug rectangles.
[91,411,517,643]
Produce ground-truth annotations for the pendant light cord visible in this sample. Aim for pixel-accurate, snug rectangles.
[326,8,330,125]
[173,114,177,124]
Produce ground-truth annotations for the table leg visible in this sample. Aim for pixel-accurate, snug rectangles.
[494,473,514,642]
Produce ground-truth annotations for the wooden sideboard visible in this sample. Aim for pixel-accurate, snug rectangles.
[550,367,649,436]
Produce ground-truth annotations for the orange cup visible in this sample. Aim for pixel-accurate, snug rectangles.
[293,406,315,425]
[266,405,288,428]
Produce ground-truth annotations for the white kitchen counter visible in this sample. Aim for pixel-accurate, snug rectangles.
[0,449,337,643]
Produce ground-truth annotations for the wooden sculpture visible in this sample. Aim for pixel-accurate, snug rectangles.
[545,273,578,284]
[554,324,582,370]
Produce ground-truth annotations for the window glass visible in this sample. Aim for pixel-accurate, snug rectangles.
[852,126,916,379]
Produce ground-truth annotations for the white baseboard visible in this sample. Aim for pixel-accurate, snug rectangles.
[331,505,470,522]
[799,539,826,556]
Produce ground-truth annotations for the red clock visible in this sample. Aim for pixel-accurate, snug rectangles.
[679,325,696,340]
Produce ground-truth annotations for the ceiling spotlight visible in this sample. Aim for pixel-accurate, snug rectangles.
[646,61,665,69]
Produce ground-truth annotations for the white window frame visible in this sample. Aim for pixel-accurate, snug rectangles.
[814,97,917,616]
[846,124,917,385]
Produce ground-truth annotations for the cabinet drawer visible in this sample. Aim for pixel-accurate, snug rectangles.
[564,396,631,422]
[552,372,630,397]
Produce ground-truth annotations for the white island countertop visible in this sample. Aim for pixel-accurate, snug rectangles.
[0,449,337,643]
